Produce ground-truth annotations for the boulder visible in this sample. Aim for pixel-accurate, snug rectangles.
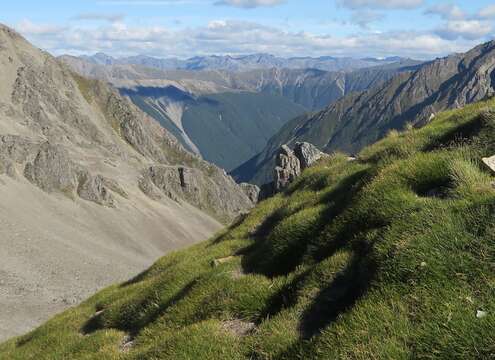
[239,183,260,203]
[274,145,301,192]
[482,155,495,174]
[293,142,328,170]
[270,142,329,194]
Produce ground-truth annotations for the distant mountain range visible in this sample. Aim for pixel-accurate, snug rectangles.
[232,40,495,185]
[61,55,420,170]
[79,52,414,72]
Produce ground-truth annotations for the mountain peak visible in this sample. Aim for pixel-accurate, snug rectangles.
[0,23,26,43]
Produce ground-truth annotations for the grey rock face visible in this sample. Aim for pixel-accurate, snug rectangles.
[23,142,120,207]
[0,24,253,221]
[240,183,260,203]
[0,135,38,163]
[140,164,254,222]
[77,173,115,207]
[24,142,78,195]
[0,135,39,178]
[274,145,301,192]
[0,154,14,177]
[294,142,327,170]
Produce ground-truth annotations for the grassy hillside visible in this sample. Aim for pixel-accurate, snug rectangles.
[2,98,495,359]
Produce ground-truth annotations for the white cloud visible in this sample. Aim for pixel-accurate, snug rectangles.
[98,0,203,5]
[13,18,483,61]
[424,4,465,20]
[17,19,67,35]
[436,19,493,40]
[350,10,384,29]
[479,5,495,19]
[337,0,424,10]
[214,0,285,8]
[72,13,125,23]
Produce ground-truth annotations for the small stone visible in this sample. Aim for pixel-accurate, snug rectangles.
[482,155,495,174]
[476,310,487,319]
[212,256,235,267]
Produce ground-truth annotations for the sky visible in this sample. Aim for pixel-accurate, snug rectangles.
[2,0,495,60]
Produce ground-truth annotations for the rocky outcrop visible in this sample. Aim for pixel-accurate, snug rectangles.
[76,173,115,207]
[23,142,119,207]
[0,135,38,177]
[273,143,328,193]
[24,142,78,195]
[240,183,260,203]
[293,142,328,170]
[274,145,301,192]
[139,164,254,222]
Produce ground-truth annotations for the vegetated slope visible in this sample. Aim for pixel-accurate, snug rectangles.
[0,24,253,341]
[233,40,495,186]
[3,97,495,359]
[78,52,412,72]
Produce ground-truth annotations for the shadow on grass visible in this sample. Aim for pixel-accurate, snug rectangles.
[298,257,372,339]
[241,168,371,278]
[81,279,198,337]
[209,212,250,245]
[422,112,495,151]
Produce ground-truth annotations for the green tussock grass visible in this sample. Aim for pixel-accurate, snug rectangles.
[2,99,495,359]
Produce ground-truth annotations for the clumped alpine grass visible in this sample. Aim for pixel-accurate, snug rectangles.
[2,98,495,359]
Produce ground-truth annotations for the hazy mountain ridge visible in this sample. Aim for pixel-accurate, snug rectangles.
[60,55,420,111]
[233,41,495,185]
[79,52,413,72]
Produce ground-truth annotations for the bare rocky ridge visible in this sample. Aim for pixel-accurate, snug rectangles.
[75,52,414,72]
[0,24,252,341]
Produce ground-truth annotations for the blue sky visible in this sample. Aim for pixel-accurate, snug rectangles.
[3,0,495,59]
